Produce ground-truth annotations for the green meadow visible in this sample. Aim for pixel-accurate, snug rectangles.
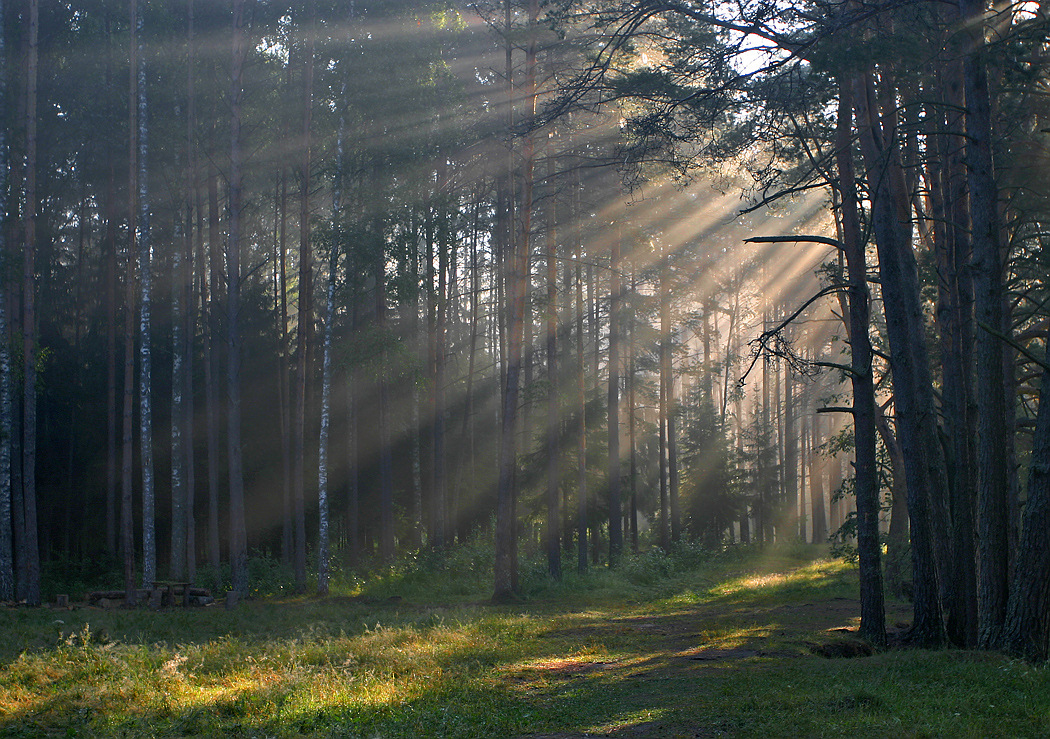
[1,545,1047,738]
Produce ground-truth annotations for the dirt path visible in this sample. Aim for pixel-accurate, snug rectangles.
[511,596,913,738]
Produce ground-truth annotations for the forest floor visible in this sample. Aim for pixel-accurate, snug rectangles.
[1,546,1048,738]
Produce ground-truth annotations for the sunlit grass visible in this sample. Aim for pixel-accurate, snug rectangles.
[2,546,1050,737]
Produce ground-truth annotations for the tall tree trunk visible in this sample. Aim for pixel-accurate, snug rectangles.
[1000,344,1050,661]
[433,194,450,551]
[0,0,12,600]
[628,269,639,553]
[660,241,679,546]
[130,0,157,592]
[226,0,249,597]
[854,67,944,646]
[171,206,187,581]
[545,141,560,579]
[20,0,40,606]
[105,161,118,558]
[575,207,587,574]
[784,360,797,539]
[293,0,316,590]
[836,74,885,645]
[183,200,197,583]
[376,221,395,563]
[931,61,978,646]
[204,170,223,587]
[277,171,293,567]
[103,8,119,558]
[494,0,532,599]
[317,67,349,594]
[121,245,136,606]
[960,0,1011,649]
[608,229,623,562]
[316,237,337,595]
[809,410,826,544]
[122,52,138,606]
[345,326,360,565]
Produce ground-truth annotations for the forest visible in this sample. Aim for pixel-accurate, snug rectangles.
[2,0,1050,675]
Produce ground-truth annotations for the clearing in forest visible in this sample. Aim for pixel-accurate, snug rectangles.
[0,546,1047,738]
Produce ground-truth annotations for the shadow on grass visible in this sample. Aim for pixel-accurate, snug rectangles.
[3,554,1048,738]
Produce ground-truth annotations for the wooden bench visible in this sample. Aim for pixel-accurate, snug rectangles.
[151,581,192,608]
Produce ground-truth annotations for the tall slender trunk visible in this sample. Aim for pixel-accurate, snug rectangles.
[608,229,622,562]
[316,239,336,595]
[122,38,138,603]
[204,170,222,586]
[226,0,249,597]
[130,0,157,591]
[64,195,88,557]
[494,0,530,599]
[345,287,360,565]
[433,195,450,551]
[628,269,639,553]
[20,0,40,606]
[183,201,196,582]
[172,0,197,583]
[0,0,13,600]
[809,410,826,544]
[277,171,293,567]
[575,208,587,574]
[659,241,673,549]
[376,223,394,563]
[932,61,978,646]
[171,208,186,582]
[103,9,119,558]
[545,142,561,579]
[293,0,316,590]
[784,359,797,539]
[121,245,136,605]
[317,66,348,594]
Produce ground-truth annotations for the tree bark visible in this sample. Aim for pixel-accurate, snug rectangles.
[545,134,561,579]
[204,170,223,588]
[130,0,157,592]
[960,0,1011,649]
[19,0,40,606]
[226,0,249,597]
[0,0,12,600]
[854,68,944,646]
[293,0,316,590]
[837,74,885,645]
[608,229,623,562]
[1000,346,1050,661]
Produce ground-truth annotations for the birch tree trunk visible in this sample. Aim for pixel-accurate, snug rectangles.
[316,239,336,595]
[122,16,139,602]
[317,60,349,594]
[204,170,223,587]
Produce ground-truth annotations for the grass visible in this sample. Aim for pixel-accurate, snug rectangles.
[1,544,1048,737]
